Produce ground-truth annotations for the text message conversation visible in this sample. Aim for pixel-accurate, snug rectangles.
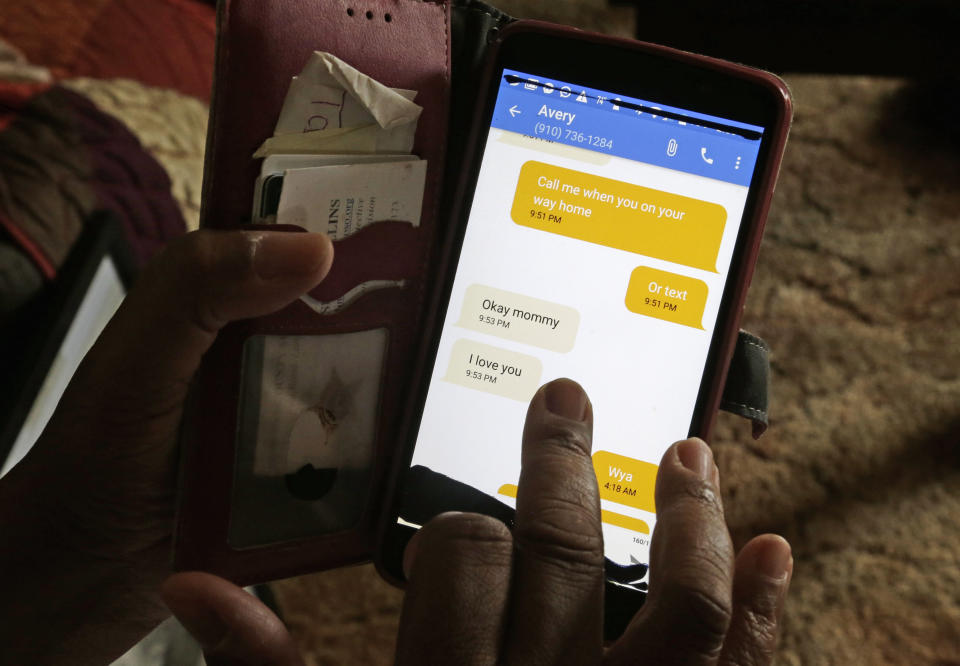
[410,69,764,569]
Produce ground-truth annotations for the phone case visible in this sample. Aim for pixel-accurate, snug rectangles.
[174,0,777,586]
[174,0,452,584]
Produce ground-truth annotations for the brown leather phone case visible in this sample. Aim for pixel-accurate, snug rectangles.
[174,0,452,585]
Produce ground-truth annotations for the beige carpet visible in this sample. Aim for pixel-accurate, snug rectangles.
[269,6,960,666]
[270,73,960,666]
[713,75,960,664]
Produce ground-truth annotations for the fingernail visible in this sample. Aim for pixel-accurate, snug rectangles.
[677,438,713,480]
[756,535,793,580]
[543,378,588,421]
[251,231,331,279]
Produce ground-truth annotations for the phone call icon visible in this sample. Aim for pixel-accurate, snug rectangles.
[700,147,714,165]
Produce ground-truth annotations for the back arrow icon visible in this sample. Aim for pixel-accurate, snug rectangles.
[509,105,521,117]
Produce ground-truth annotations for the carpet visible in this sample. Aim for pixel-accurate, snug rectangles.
[714,74,960,665]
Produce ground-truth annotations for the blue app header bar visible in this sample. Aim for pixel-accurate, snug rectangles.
[490,69,764,187]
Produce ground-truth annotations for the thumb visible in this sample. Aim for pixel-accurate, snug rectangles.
[606,439,735,666]
[161,572,304,666]
[26,227,333,557]
[98,229,334,384]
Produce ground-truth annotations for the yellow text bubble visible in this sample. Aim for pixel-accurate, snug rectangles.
[600,510,650,535]
[593,451,657,513]
[624,266,708,329]
[443,339,543,401]
[497,483,650,534]
[511,161,727,272]
[456,284,580,353]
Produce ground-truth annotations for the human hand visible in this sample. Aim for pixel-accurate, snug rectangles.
[161,572,305,666]
[161,378,792,666]
[0,229,332,664]
[396,378,793,665]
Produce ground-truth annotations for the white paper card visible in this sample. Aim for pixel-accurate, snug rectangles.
[253,122,418,157]
[276,160,427,239]
[274,52,420,134]
[252,153,418,221]
[254,52,422,159]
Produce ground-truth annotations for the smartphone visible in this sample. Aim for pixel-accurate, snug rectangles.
[377,21,791,632]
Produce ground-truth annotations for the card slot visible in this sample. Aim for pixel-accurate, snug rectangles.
[300,279,407,316]
[177,0,451,581]
[306,220,424,302]
[221,286,423,550]
[229,328,390,547]
[246,277,423,337]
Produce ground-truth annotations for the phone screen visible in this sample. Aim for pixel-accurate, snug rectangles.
[402,68,766,580]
